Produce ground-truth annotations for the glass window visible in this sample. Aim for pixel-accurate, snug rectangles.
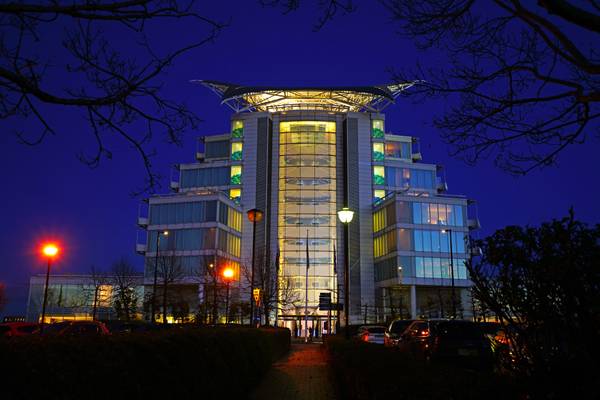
[384,142,402,158]
[413,202,422,224]
[373,190,386,204]
[415,257,424,278]
[424,257,433,278]
[230,166,242,185]
[440,231,449,253]
[372,143,384,162]
[431,230,440,252]
[455,205,464,226]
[414,230,423,251]
[372,120,384,138]
[373,166,385,185]
[205,140,229,159]
[231,142,243,161]
[423,230,431,252]
[230,188,241,203]
[231,120,244,138]
[401,142,411,159]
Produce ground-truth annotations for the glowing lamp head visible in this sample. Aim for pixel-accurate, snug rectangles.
[337,207,354,224]
[162,230,169,236]
[247,208,264,223]
[222,267,235,280]
[42,243,59,258]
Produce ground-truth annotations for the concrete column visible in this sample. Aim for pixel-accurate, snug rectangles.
[410,285,417,319]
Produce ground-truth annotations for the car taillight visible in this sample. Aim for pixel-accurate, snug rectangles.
[362,334,369,342]
[419,329,430,337]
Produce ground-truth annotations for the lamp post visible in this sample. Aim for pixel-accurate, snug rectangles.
[222,267,235,323]
[442,229,456,319]
[152,230,169,323]
[40,243,59,334]
[337,207,354,339]
[247,208,263,327]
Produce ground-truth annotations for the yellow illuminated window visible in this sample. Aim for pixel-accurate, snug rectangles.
[228,208,242,232]
[280,121,336,133]
[232,120,244,138]
[374,190,386,200]
[373,208,386,232]
[230,166,242,185]
[231,142,243,161]
[372,120,384,138]
[230,188,241,202]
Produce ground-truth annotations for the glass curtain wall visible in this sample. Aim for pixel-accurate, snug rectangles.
[278,121,337,316]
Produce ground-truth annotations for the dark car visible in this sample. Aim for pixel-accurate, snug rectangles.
[384,319,415,347]
[0,322,39,338]
[399,320,494,369]
[38,321,110,336]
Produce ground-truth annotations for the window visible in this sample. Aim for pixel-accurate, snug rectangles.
[372,120,384,138]
[180,167,229,188]
[230,166,242,185]
[229,189,241,203]
[231,120,244,138]
[148,228,216,251]
[205,140,229,159]
[374,230,397,258]
[373,166,385,185]
[372,142,384,162]
[384,142,402,158]
[374,257,398,282]
[218,229,241,257]
[231,142,243,161]
[413,230,466,254]
[415,257,468,279]
[149,201,217,225]
[411,202,465,226]
[373,190,386,204]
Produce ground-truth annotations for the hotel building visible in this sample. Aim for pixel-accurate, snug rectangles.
[135,82,480,330]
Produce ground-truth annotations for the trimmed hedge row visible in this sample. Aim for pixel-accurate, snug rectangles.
[0,326,290,399]
[324,336,517,400]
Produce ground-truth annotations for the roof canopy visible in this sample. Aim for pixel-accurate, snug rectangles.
[195,80,418,113]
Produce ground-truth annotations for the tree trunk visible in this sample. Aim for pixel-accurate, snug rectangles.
[163,281,168,325]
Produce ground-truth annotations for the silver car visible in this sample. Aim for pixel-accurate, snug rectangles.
[357,325,387,344]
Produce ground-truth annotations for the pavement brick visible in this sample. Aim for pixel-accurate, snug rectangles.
[251,342,337,400]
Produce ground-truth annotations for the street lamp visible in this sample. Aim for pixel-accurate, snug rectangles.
[337,207,354,339]
[152,230,169,323]
[222,267,235,323]
[40,243,60,334]
[247,208,263,327]
[442,229,456,319]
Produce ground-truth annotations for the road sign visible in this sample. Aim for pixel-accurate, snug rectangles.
[253,288,261,305]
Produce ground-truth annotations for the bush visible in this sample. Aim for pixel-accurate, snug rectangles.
[325,336,517,400]
[0,326,290,399]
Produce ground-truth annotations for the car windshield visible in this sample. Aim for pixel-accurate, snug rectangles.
[367,327,386,333]
[44,322,69,334]
[389,320,413,334]
[436,322,485,340]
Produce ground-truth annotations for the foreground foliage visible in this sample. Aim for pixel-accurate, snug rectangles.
[325,337,515,400]
[469,211,600,396]
[0,326,290,399]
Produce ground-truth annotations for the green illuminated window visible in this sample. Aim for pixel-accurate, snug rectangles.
[231,120,244,138]
[373,189,386,203]
[372,143,384,162]
[373,166,385,185]
[372,120,384,138]
[230,166,242,185]
[231,142,243,161]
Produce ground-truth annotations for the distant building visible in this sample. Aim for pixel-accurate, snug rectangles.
[135,81,481,330]
[26,274,143,323]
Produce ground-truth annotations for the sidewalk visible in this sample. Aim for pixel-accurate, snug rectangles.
[251,342,336,400]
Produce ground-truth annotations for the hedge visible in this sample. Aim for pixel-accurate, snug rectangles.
[324,336,518,400]
[0,326,290,399]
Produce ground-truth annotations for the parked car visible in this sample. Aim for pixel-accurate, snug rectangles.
[105,320,153,334]
[0,322,38,337]
[398,319,494,369]
[357,325,387,344]
[384,319,415,347]
[38,320,110,336]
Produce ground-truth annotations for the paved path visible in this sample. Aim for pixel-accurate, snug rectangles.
[251,342,336,400]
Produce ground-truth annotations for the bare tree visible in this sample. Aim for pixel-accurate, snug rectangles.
[267,1,599,174]
[260,0,354,31]
[88,264,109,320]
[156,251,184,324]
[111,258,140,321]
[0,1,226,193]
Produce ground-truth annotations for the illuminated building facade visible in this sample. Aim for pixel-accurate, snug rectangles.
[135,81,480,328]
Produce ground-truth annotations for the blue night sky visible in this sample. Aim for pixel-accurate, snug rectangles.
[1,1,598,316]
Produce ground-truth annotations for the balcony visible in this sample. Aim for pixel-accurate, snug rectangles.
[135,243,146,254]
[467,218,481,230]
[170,181,179,191]
[137,216,149,227]
[411,152,422,162]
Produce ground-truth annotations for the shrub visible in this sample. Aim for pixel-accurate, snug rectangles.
[325,336,517,400]
[0,326,290,399]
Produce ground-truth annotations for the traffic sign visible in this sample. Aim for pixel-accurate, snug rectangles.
[253,288,261,305]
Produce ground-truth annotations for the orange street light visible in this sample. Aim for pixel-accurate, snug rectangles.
[222,267,236,324]
[246,208,263,326]
[39,242,61,334]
